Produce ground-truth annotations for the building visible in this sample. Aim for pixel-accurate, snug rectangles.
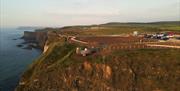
[133,31,138,36]
[76,47,99,56]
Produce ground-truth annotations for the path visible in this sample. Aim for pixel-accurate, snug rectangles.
[146,44,180,49]
[70,36,88,44]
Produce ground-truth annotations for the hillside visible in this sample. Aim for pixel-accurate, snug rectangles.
[16,21,180,91]
[16,41,180,91]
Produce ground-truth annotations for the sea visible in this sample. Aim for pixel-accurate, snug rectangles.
[0,28,41,91]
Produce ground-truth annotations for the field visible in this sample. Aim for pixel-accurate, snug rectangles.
[57,21,180,36]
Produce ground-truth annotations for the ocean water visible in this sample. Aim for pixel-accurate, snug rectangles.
[0,28,41,91]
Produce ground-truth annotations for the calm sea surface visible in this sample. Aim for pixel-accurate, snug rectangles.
[0,28,41,91]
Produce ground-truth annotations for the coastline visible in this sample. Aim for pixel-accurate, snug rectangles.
[0,28,41,91]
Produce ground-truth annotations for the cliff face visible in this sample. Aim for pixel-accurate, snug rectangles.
[23,31,37,41]
[15,37,180,91]
[23,31,47,50]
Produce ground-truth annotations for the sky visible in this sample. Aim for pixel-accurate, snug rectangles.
[0,0,180,28]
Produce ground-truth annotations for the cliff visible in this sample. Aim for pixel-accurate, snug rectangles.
[22,30,47,50]
[16,35,180,91]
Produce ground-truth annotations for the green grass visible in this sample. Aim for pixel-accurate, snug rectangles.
[160,26,180,31]
[111,49,180,91]
[21,39,76,79]
[58,21,180,36]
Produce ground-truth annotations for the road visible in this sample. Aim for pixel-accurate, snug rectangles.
[146,44,180,49]
[70,36,88,44]
[58,34,88,44]
[58,34,180,49]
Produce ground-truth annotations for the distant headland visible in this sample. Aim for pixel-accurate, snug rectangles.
[17,26,44,30]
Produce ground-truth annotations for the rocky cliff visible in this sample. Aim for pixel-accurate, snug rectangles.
[22,30,47,50]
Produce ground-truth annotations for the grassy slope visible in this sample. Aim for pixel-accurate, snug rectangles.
[16,41,180,91]
[16,21,180,91]
[111,49,180,91]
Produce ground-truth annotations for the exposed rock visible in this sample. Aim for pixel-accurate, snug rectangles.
[43,41,49,53]
[13,38,18,40]
[19,82,26,86]
[23,45,32,50]
[83,61,92,71]
[16,44,23,47]
[23,31,36,41]
[95,64,112,79]
[22,30,47,50]
[104,65,112,79]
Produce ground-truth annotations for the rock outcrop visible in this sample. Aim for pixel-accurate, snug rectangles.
[22,30,47,50]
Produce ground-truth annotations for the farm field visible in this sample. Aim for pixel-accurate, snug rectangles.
[57,21,180,36]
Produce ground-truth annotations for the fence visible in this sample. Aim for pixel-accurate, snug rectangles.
[101,43,176,52]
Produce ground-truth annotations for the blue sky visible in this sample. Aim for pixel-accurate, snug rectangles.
[0,0,179,27]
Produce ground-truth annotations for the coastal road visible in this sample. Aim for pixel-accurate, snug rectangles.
[58,34,180,49]
[70,36,88,44]
[58,34,88,44]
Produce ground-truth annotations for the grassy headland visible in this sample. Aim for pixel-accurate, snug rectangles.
[16,21,180,91]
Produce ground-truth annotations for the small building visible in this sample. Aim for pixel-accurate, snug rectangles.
[76,47,99,56]
[81,48,91,56]
[133,31,138,36]
[76,47,81,54]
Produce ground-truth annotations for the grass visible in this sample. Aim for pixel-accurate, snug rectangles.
[18,43,180,91]
[110,49,180,91]
[58,21,180,36]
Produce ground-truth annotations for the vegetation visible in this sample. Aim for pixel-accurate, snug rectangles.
[111,49,180,91]
[16,21,180,91]
[16,42,180,91]
[57,21,180,36]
